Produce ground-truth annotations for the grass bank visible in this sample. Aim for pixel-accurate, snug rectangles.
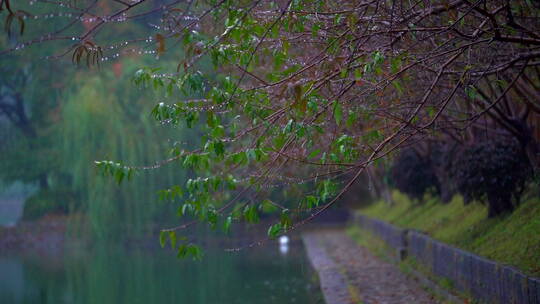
[357,191,540,276]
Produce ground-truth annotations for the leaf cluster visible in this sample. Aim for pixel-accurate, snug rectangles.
[72,41,103,68]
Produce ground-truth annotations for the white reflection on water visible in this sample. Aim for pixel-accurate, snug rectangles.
[279,243,289,255]
[279,235,289,255]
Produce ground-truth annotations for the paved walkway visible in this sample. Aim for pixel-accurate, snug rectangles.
[303,229,439,304]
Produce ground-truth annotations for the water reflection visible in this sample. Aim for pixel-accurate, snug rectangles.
[0,240,323,304]
[279,236,289,255]
[0,182,36,228]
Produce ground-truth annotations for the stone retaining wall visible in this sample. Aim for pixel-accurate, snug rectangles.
[355,214,540,304]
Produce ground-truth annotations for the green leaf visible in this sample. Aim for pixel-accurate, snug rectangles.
[169,231,177,249]
[187,244,203,260]
[354,68,363,80]
[211,125,225,138]
[177,244,187,258]
[267,223,283,239]
[308,149,321,159]
[273,134,286,149]
[181,203,193,216]
[177,243,202,260]
[280,209,292,229]
[213,140,225,157]
[157,190,168,201]
[313,125,324,134]
[333,101,343,125]
[206,111,217,128]
[223,216,232,233]
[390,56,402,74]
[311,22,321,37]
[305,195,320,208]
[392,80,404,95]
[363,130,382,143]
[243,205,259,223]
[230,151,248,165]
[207,208,218,229]
[318,180,337,201]
[283,119,294,134]
[261,199,278,213]
[231,203,244,220]
[346,110,358,128]
[320,152,327,164]
[465,85,477,99]
[246,149,257,161]
[159,230,167,248]
[171,185,183,198]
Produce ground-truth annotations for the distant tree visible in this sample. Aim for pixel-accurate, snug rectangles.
[0,68,35,137]
[451,140,533,217]
[0,5,190,236]
[0,65,61,189]
[390,148,440,201]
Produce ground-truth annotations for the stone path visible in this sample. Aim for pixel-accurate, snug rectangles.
[303,229,440,304]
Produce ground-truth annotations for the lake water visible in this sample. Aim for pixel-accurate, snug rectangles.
[0,238,324,304]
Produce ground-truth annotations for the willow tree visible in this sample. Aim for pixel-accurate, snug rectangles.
[2,0,539,256]
[0,1,191,238]
[60,66,192,239]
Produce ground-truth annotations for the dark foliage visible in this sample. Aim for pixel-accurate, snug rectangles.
[429,143,460,203]
[390,149,441,201]
[451,140,533,217]
[23,189,76,220]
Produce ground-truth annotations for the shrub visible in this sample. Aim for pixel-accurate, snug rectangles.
[23,189,76,220]
[451,140,532,217]
[390,148,440,201]
[429,143,460,203]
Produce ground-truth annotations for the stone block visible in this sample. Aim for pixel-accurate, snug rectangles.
[439,243,457,281]
[529,277,540,304]
[470,255,492,302]
[499,266,531,304]
[500,266,514,304]
[477,258,498,303]
[512,269,529,304]
[454,249,473,294]
[407,232,423,259]
[432,242,443,277]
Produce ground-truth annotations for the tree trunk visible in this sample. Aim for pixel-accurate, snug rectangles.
[39,173,49,189]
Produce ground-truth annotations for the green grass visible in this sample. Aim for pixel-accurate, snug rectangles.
[347,225,391,262]
[358,191,540,276]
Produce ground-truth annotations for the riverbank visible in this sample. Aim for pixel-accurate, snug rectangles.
[0,215,69,251]
[302,228,440,304]
[360,191,540,277]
